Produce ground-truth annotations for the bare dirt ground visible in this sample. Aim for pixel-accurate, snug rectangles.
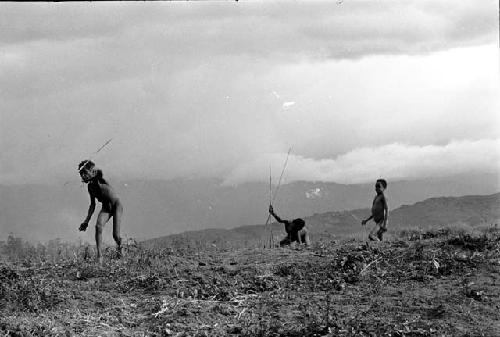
[1,229,500,337]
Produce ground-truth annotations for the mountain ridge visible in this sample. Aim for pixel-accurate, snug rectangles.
[144,192,500,248]
[1,173,498,242]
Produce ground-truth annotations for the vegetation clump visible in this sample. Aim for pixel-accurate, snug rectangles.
[1,226,499,336]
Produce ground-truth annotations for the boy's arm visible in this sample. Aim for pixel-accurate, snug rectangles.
[79,195,96,231]
[361,215,373,225]
[269,205,286,224]
[383,196,389,225]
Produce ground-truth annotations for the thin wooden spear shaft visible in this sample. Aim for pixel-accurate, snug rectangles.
[77,138,114,172]
[269,165,272,206]
[268,166,274,247]
[265,147,292,248]
[271,147,291,205]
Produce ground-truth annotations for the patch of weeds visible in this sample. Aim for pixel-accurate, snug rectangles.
[400,228,453,241]
[0,264,20,305]
[125,272,167,292]
[274,263,301,278]
[421,228,452,239]
[241,320,327,337]
[447,234,491,251]
[1,276,64,313]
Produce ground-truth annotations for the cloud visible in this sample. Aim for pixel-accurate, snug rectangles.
[0,1,496,59]
[0,2,498,185]
[0,2,496,101]
[305,188,322,199]
[223,138,500,185]
[1,43,498,185]
[297,1,497,58]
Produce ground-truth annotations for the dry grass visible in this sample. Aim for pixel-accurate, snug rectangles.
[1,225,500,336]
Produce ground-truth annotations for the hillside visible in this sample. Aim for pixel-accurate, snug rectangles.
[1,228,499,336]
[388,193,500,228]
[146,193,500,248]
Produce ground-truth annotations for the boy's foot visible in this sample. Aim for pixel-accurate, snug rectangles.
[368,234,379,241]
[377,227,387,241]
[116,248,123,259]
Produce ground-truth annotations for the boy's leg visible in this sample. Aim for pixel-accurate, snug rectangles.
[96,211,111,262]
[377,221,387,241]
[300,228,311,246]
[368,223,380,241]
[112,201,123,257]
[290,232,300,247]
[280,236,291,247]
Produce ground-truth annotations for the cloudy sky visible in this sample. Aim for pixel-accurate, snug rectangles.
[1,1,499,186]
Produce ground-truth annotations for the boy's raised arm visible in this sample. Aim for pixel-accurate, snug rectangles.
[269,205,285,223]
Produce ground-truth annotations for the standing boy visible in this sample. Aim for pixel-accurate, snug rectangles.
[269,205,310,247]
[78,160,123,262]
[362,179,389,241]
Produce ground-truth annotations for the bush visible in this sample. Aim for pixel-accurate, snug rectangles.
[0,264,64,312]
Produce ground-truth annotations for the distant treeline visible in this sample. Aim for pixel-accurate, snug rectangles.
[0,234,85,262]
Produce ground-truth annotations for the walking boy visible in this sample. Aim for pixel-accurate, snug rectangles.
[78,160,123,262]
[362,179,389,241]
[269,205,310,247]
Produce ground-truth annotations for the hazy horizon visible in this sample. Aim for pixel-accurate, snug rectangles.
[1,174,499,244]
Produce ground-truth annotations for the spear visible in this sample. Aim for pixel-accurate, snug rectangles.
[77,138,113,173]
[268,166,274,247]
[349,212,360,222]
[269,165,272,206]
[265,147,292,247]
[348,211,370,241]
[271,147,292,205]
[64,138,114,186]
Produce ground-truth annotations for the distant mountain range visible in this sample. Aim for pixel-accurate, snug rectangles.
[1,173,498,243]
[145,192,500,249]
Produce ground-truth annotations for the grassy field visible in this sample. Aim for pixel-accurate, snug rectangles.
[1,227,500,337]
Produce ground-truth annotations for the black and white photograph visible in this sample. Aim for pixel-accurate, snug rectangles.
[1,1,499,336]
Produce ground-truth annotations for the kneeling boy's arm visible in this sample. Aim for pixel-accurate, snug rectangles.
[271,212,285,223]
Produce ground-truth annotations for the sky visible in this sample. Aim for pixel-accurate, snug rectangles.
[1,1,499,186]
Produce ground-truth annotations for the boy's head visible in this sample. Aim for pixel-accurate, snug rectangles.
[292,218,305,231]
[78,160,96,183]
[375,179,387,193]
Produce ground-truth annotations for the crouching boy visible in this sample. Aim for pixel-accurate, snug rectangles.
[269,205,310,247]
